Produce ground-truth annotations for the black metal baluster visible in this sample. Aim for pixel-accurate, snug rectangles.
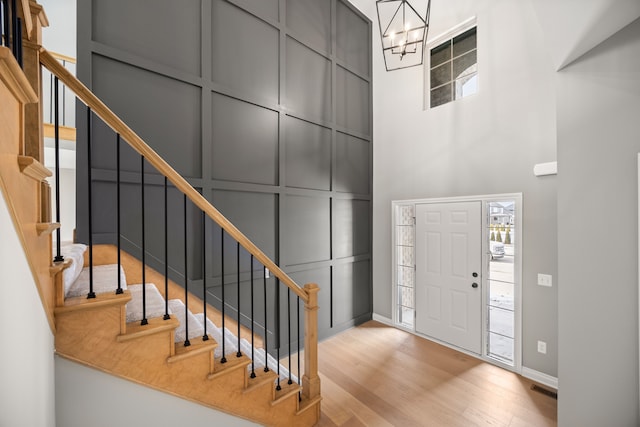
[288,287,292,385]
[140,156,147,325]
[115,134,123,294]
[15,17,20,67]
[52,76,63,263]
[183,195,190,347]
[10,0,16,57]
[61,60,66,126]
[276,279,281,391]
[163,177,170,320]
[202,211,208,340]
[220,228,226,363]
[263,269,269,373]
[2,0,9,49]
[236,242,242,358]
[86,107,95,299]
[48,72,53,123]
[276,346,281,391]
[0,1,4,48]
[250,255,255,378]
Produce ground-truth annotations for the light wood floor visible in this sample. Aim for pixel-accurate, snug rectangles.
[316,321,557,427]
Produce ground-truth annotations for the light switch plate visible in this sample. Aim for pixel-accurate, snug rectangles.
[538,273,552,287]
[537,341,547,354]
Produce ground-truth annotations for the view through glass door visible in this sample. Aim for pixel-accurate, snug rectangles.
[487,200,516,365]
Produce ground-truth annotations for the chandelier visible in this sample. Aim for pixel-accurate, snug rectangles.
[376,0,431,71]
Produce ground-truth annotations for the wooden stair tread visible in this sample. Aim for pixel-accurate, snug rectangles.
[243,368,278,394]
[36,222,60,235]
[117,315,180,342]
[17,155,51,181]
[43,123,76,141]
[168,335,217,364]
[50,258,73,275]
[272,381,301,406]
[208,354,251,380]
[55,290,131,314]
[297,395,322,415]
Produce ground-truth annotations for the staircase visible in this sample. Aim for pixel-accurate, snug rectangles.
[53,243,317,426]
[0,1,321,425]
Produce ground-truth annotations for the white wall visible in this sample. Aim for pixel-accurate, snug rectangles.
[557,17,640,426]
[40,0,76,57]
[0,190,56,427]
[350,0,559,377]
[55,356,259,427]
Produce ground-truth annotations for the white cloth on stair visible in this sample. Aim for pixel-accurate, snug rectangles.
[194,313,238,358]
[66,263,127,298]
[244,339,298,384]
[125,284,168,323]
[167,299,205,343]
[193,314,298,384]
[59,242,87,295]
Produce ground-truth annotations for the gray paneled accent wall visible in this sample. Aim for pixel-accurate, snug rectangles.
[76,0,373,347]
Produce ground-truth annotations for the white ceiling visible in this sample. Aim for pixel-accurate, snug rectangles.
[527,0,640,70]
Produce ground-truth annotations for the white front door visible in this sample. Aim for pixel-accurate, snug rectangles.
[415,201,482,354]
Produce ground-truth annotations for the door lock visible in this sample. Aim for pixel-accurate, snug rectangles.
[472,272,478,277]
[472,282,478,288]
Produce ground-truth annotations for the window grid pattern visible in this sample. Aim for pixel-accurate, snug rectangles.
[429,26,477,108]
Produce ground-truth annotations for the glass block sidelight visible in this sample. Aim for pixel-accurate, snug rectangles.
[395,203,415,328]
[399,306,414,328]
[398,285,414,308]
[397,204,414,225]
[396,224,415,247]
[397,245,415,267]
[397,265,415,287]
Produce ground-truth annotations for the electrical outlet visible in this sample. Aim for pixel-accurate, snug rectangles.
[537,340,547,354]
[537,274,552,287]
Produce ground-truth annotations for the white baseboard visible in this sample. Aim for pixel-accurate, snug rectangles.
[372,313,393,326]
[521,367,558,390]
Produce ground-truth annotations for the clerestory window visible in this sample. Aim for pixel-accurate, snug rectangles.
[429,26,477,108]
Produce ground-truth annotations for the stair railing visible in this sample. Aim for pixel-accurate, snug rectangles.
[0,0,23,67]
[40,48,320,404]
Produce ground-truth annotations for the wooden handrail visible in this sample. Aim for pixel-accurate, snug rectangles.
[39,48,309,303]
[48,50,76,64]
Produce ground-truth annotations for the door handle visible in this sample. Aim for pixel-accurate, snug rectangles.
[472,282,478,288]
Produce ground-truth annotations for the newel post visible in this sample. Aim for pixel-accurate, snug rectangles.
[18,0,48,160]
[302,283,320,401]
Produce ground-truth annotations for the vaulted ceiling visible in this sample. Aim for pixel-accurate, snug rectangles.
[527,0,640,70]
[413,0,640,71]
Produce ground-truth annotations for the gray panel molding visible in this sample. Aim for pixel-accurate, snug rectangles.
[78,0,373,341]
[91,0,202,76]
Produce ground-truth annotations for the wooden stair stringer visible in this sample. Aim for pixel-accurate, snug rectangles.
[54,289,321,426]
